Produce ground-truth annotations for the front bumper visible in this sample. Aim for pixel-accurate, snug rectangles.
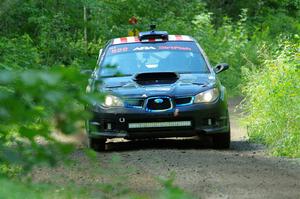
[87,98,229,139]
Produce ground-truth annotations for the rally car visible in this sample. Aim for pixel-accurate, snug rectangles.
[86,29,230,151]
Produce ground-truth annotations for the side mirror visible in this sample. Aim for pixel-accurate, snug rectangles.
[214,63,229,74]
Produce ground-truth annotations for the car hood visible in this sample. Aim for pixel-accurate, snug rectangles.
[98,73,216,98]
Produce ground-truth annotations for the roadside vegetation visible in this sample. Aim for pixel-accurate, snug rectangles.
[0,0,299,197]
[242,40,300,157]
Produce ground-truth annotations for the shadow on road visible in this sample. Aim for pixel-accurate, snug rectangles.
[104,137,262,152]
[106,138,210,151]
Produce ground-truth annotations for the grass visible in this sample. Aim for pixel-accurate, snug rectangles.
[0,177,92,199]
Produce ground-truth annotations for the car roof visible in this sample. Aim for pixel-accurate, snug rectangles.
[110,35,195,45]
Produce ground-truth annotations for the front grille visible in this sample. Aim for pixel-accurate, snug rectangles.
[175,97,193,106]
[146,97,172,111]
[125,98,144,108]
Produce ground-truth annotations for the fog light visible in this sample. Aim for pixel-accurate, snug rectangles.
[208,119,212,126]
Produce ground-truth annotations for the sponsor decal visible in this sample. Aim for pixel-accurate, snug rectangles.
[111,47,128,54]
[133,46,156,51]
[145,64,158,68]
[158,46,192,51]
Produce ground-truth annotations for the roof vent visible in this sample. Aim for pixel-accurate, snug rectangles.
[139,25,168,41]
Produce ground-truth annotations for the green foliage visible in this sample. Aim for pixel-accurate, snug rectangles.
[0,177,93,199]
[242,39,300,157]
[204,0,300,26]
[259,12,300,37]
[0,35,41,69]
[158,175,195,199]
[0,66,103,170]
[0,1,299,197]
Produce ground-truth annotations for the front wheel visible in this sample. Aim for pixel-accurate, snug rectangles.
[88,137,106,152]
[212,132,230,149]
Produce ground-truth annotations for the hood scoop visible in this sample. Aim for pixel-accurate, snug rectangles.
[133,72,179,85]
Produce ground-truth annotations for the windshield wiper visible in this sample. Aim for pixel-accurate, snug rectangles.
[101,74,132,78]
[179,71,208,74]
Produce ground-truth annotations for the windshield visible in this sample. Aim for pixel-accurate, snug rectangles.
[99,41,209,77]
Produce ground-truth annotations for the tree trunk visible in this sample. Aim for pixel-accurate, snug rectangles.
[83,5,88,52]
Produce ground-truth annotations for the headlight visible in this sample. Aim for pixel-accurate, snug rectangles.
[194,88,219,103]
[102,95,124,107]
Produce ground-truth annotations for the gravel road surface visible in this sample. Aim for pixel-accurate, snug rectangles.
[32,100,300,199]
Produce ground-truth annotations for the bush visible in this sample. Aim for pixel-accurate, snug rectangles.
[0,35,41,69]
[242,38,300,157]
[0,177,92,199]
[0,67,102,171]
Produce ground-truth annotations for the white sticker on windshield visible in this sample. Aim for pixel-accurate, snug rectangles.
[145,64,158,68]
[133,46,156,51]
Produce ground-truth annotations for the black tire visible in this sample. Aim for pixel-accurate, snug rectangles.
[88,137,106,152]
[212,132,230,149]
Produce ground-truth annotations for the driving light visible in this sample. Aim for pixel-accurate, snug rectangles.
[102,95,124,107]
[128,121,192,129]
[194,88,219,103]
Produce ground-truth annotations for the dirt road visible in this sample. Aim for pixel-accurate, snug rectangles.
[32,101,300,199]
